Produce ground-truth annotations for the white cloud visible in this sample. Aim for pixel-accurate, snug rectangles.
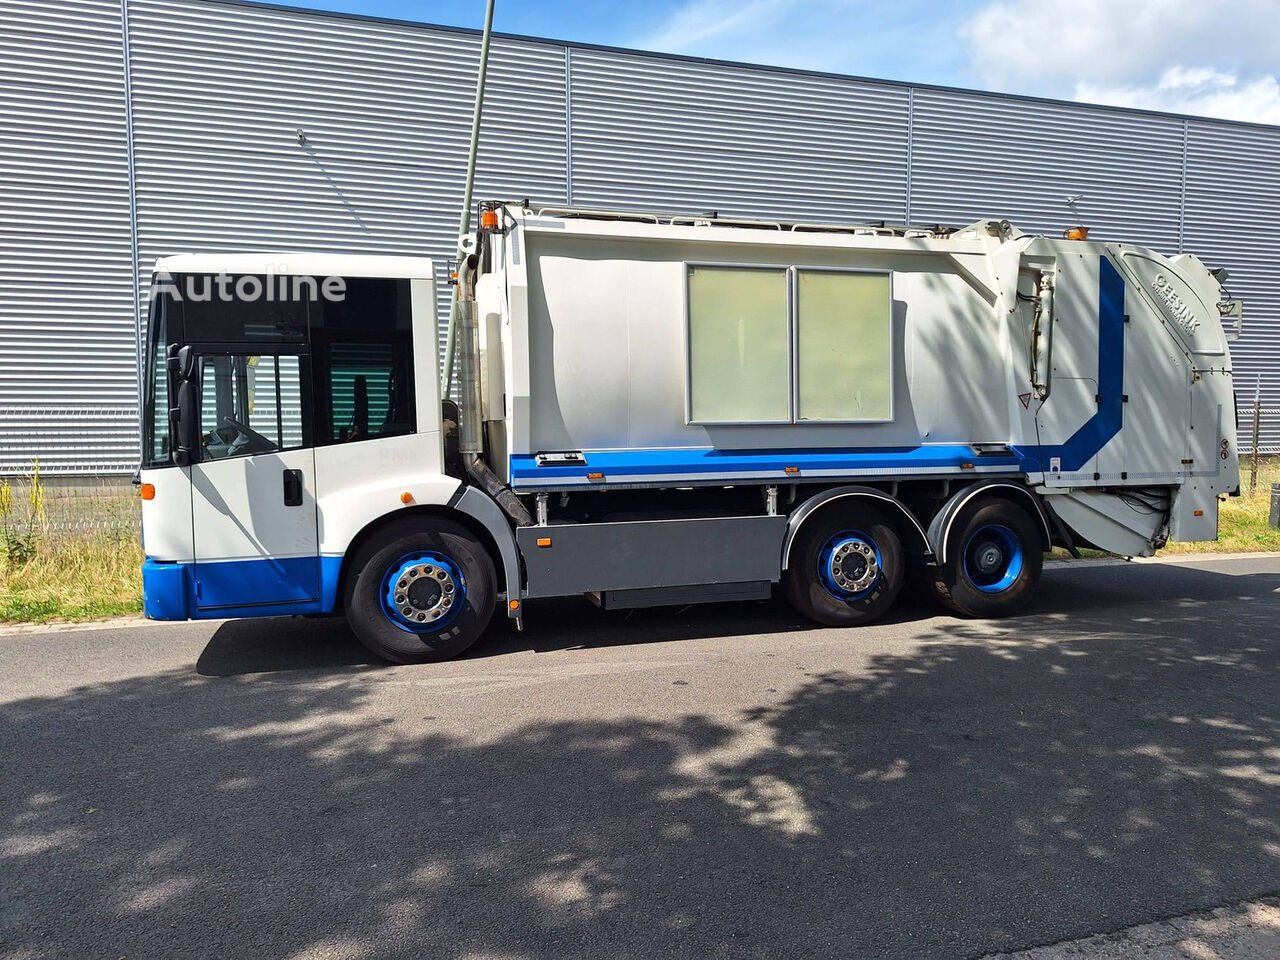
[641,0,794,52]
[1078,68,1280,125]
[631,0,967,77]
[633,0,1280,123]
[961,0,1280,122]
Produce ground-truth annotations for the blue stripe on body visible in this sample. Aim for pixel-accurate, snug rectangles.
[1012,257,1126,473]
[510,444,1020,483]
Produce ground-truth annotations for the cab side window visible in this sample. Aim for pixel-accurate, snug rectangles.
[310,278,415,445]
[199,354,306,460]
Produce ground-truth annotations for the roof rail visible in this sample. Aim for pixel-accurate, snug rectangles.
[533,205,660,224]
[521,202,960,238]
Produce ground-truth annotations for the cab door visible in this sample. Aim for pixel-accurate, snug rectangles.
[188,349,320,612]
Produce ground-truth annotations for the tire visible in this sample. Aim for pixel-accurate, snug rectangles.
[930,497,1043,618]
[344,516,496,664]
[784,503,905,627]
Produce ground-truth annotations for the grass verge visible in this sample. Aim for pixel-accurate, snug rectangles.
[1,532,143,623]
[1161,457,1280,554]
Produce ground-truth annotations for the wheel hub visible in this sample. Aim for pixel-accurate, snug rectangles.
[974,542,1004,574]
[394,562,456,623]
[826,537,879,594]
[962,523,1024,594]
[380,552,466,633]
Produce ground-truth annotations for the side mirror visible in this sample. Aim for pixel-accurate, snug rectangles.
[169,378,198,466]
[166,343,197,381]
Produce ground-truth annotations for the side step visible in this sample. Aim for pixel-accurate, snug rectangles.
[590,581,771,611]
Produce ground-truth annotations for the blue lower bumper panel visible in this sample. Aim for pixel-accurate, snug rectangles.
[141,556,344,621]
[142,557,191,621]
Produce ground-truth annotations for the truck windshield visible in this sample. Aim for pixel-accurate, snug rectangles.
[141,286,174,469]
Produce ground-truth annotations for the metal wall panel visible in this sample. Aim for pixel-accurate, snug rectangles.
[1182,119,1280,453]
[125,0,568,366]
[0,0,136,474]
[567,49,910,223]
[909,88,1185,250]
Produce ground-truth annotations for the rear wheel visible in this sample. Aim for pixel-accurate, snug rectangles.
[344,517,496,664]
[930,498,1043,617]
[784,503,904,627]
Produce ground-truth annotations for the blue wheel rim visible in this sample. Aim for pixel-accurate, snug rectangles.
[379,550,466,634]
[962,524,1024,594]
[817,529,882,601]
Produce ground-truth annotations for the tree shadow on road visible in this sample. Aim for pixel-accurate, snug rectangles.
[2,563,1278,959]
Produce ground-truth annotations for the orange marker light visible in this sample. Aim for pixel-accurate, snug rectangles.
[536,537,552,547]
[509,599,521,611]
[1193,509,1204,517]
[480,208,500,229]
[784,466,800,474]
[587,472,604,480]
[1064,226,1090,241]
[400,491,414,504]
[139,483,156,500]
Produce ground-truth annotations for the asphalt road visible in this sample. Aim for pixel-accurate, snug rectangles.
[2,555,1278,960]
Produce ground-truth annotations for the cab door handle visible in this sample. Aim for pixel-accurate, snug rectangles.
[282,469,304,506]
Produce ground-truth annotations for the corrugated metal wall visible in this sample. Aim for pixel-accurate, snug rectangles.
[125,0,568,366]
[0,0,139,473]
[1183,119,1280,452]
[565,49,909,223]
[907,88,1186,251]
[3,0,1280,473]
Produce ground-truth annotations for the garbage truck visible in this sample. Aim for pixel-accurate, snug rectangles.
[137,202,1243,663]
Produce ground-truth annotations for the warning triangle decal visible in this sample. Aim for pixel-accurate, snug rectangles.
[1018,392,1032,409]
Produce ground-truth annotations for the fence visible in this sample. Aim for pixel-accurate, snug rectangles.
[0,406,140,475]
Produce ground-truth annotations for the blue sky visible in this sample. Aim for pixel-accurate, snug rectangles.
[288,0,1280,123]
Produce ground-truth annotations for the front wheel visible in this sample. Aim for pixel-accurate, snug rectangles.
[344,517,496,664]
[930,498,1043,618]
[784,503,904,627]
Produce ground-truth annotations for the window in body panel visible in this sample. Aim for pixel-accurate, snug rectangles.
[686,265,790,423]
[684,263,894,425]
[795,269,892,422]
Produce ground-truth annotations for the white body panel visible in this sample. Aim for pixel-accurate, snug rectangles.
[503,218,1011,460]
[154,253,440,280]
[140,465,194,563]
[314,435,459,556]
[191,447,318,563]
